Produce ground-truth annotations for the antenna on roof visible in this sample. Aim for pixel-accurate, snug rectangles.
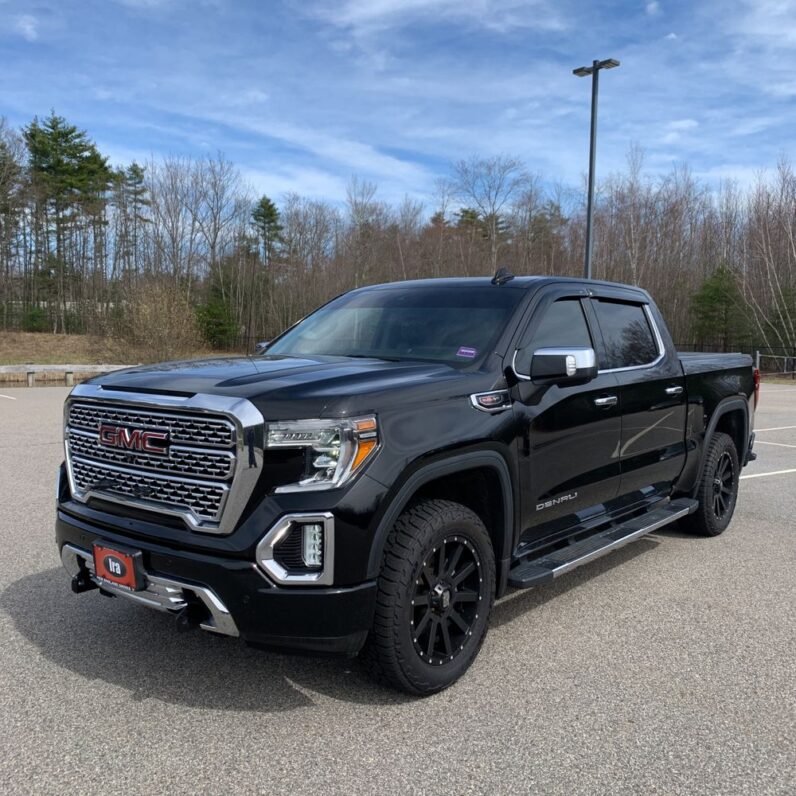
[491,267,515,286]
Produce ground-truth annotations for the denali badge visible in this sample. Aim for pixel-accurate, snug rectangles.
[536,492,578,511]
[98,424,169,455]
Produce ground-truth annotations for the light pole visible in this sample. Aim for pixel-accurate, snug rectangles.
[573,58,620,279]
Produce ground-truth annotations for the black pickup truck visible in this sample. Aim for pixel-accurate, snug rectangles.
[56,275,759,694]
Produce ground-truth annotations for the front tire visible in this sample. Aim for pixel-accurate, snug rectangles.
[682,431,740,537]
[361,499,495,696]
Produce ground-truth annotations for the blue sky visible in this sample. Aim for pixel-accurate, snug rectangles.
[2,0,795,205]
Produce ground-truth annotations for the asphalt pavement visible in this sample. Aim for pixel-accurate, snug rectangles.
[0,385,794,795]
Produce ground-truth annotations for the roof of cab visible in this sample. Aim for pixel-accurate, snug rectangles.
[352,275,649,295]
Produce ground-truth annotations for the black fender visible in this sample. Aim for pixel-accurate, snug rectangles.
[366,450,515,596]
[691,395,750,495]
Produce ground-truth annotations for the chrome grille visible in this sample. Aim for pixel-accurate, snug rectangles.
[68,403,235,448]
[65,398,244,529]
[70,459,228,522]
[67,428,234,479]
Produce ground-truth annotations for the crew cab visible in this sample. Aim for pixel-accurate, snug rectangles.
[56,275,758,694]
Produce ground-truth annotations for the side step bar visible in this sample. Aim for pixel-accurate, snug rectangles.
[507,498,698,589]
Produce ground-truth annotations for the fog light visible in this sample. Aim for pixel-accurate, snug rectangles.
[302,523,323,568]
[256,513,334,585]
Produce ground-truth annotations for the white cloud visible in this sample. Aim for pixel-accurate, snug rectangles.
[115,0,173,7]
[692,164,767,188]
[218,115,431,188]
[718,1,796,96]
[224,89,270,106]
[243,89,269,104]
[313,0,565,35]
[5,0,794,205]
[240,166,349,202]
[645,1,660,15]
[668,119,698,131]
[730,116,777,137]
[100,143,157,169]
[13,14,38,41]
[661,119,698,144]
[732,0,796,44]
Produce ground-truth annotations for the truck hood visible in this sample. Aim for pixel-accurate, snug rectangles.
[90,354,472,418]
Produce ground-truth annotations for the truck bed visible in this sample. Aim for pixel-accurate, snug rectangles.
[678,351,754,376]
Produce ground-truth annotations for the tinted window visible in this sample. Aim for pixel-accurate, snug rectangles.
[593,300,659,369]
[530,299,592,350]
[267,286,524,365]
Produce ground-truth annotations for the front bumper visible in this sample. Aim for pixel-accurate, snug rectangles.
[56,510,377,655]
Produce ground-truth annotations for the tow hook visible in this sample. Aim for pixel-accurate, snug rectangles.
[175,601,210,633]
[71,569,98,594]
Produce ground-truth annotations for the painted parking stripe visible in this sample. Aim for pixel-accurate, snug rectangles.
[755,440,796,449]
[755,425,796,432]
[741,468,796,480]
[0,393,17,400]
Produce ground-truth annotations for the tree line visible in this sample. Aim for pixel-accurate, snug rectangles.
[1,112,795,362]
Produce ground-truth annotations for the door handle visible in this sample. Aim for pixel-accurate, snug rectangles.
[665,386,684,396]
[594,395,618,408]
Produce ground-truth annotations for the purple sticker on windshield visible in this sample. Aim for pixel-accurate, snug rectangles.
[456,346,478,359]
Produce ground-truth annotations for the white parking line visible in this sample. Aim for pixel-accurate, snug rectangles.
[0,393,17,400]
[755,440,796,449]
[756,425,796,432]
[741,468,796,480]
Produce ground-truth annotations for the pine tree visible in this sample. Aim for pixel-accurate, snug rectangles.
[691,267,750,350]
[455,207,480,228]
[23,112,112,332]
[0,130,23,328]
[251,195,282,266]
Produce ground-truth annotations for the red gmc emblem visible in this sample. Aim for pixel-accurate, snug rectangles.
[98,424,169,455]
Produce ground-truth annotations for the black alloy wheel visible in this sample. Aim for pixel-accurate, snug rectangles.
[712,450,735,520]
[410,535,484,666]
[682,431,740,537]
[361,499,495,695]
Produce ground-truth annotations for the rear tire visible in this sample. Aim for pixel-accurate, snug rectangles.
[682,431,739,537]
[360,499,495,696]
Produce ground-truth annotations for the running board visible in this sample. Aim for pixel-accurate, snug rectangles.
[507,498,698,589]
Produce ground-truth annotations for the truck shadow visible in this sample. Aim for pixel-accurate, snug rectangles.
[3,540,660,710]
[492,537,660,629]
[0,567,409,711]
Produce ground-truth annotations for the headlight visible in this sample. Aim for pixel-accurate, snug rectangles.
[266,416,379,492]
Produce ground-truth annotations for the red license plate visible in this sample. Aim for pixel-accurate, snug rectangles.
[93,543,144,591]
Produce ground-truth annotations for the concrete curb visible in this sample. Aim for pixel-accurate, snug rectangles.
[0,364,132,386]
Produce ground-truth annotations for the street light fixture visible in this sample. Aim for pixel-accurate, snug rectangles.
[573,58,620,279]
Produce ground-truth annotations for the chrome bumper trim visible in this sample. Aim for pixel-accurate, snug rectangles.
[61,543,239,637]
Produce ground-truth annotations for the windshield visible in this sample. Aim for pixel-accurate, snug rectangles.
[266,285,524,365]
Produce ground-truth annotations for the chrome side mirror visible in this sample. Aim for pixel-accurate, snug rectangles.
[513,346,598,385]
[254,340,270,353]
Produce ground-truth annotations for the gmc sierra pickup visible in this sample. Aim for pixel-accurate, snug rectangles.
[56,274,758,694]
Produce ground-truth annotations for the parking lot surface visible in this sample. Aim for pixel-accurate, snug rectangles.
[0,385,794,795]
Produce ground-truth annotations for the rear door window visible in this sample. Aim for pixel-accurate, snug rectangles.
[593,300,659,369]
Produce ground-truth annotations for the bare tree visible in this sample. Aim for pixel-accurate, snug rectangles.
[4,111,796,364]
[450,155,529,272]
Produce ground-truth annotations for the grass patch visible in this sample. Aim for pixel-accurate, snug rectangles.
[0,332,240,366]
